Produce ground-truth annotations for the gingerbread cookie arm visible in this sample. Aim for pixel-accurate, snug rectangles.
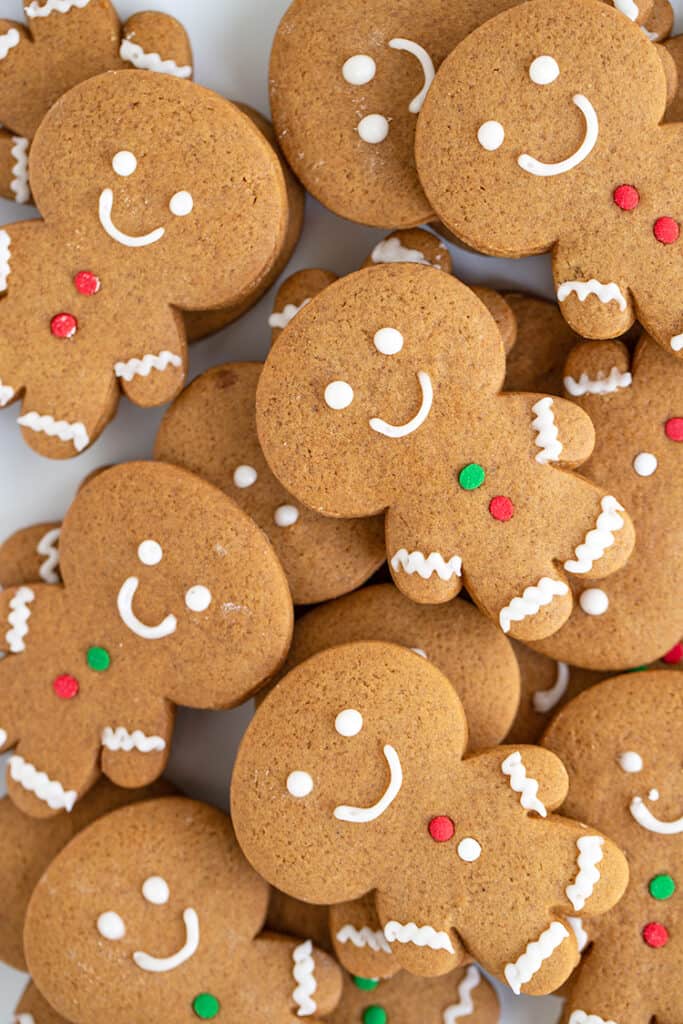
[113,307,187,408]
[119,11,193,78]
[99,698,174,789]
[250,933,343,1021]
[0,521,61,587]
[386,505,464,605]
[21,0,119,45]
[515,392,596,467]
[0,128,30,204]
[552,246,635,341]
[0,582,40,656]
[551,820,630,921]
[563,339,633,402]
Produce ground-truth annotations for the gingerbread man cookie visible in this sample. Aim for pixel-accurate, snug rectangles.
[0,461,292,818]
[24,796,343,1023]
[416,0,683,361]
[257,264,635,641]
[543,671,682,1024]
[0,70,288,458]
[232,642,629,995]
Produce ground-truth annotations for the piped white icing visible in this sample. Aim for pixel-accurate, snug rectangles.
[9,754,77,811]
[371,237,432,267]
[564,366,632,396]
[618,750,643,773]
[567,916,589,953]
[101,726,166,753]
[334,744,402,823]
[268,299,310,329]
[613,0,639,19]
[133,907,199,972]
[566,836,604,912]
[569,1013,618,1024]
[99,188,165,248]
[0,28,20,60]
[17,412,89,452]
[37,526,61,583]
[671,334,683,353]
[119,39,192,78]
[388,38,435,113]
[563,496,625,574]
[358,114,389,143]
[117,576,177,640]
[629,796,683,834]
[114,350,182,382]
[504,921,569,995]
[391,549,462,582]
[0,728,7,748]
[142,875,170,905]
[370,370,433,438]
[579,587,609,616]
[557,279,627,313]
[292,939,317,1017]
[532,661,569,714]
[499,577,569,634]
[0,381,15,406]
[384,920,455,955]
[501,751,547,817]
[335,924,392,955]
[532,397,563,464]
[9,136,29,203]
[518,95,598,177]
[6,586,34,652]
[14,1014,36,1024]
[443,965,481,1022]
[0,228,11,290]
[25,0,91,16]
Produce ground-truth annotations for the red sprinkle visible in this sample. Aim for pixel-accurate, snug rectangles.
[53,674,79,700]
[50,313,78,339]
[665,417,683,441]
[663,642,683,665]
[489,495,515,522]
[613,184,639,211]
[74,271,100,296]
[653,217,679,245]
[643,922,669,948]
[428,816,455,843]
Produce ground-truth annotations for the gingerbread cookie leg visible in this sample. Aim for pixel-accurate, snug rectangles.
[18,371,118,458]
[6,733,99,819]
[0,127,30,204]
[553,245,635,341]
[100,699,174,789]
[251,933,342,1020]
[119,11,193,78]
[113,309,187,408]
[375,891,466,978]
[386,507,465,605]
[562,944,651,1024]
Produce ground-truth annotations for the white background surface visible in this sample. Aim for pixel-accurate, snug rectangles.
[1,0,681,1020]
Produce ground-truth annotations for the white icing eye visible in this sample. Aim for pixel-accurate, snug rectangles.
[324,380,354,410]
[233,465,258,488]
[579,588,609,616]
[142,875,170,905]
[112,150,137,177]
[97,911,126,940]
[185,585,212,612]
[287,770,314,798]
[618,751,643,773]
[477,121,505,151]
[343,54,376,85]
[529,55,560,85]
[374,327,404,356]
[457,837,482,862]
[649,788,660,801]
[410,647,428,659]
[335,708,363,737]
[358,114,389,144]
[169,190,193,217]
[274,504,299,528]
[138,539,162,566]
[633,452,658,477]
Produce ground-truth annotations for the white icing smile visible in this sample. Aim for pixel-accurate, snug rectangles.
[133,907,200,972]
[630,794,683,835]
[117,576,177,641]
[370,371,433,438]
[99,189,166,249]
[334,744,403,823]
[518,95,599,177]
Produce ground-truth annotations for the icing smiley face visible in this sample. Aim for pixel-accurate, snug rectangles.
[99,149,194,248]
[618,750,683,836]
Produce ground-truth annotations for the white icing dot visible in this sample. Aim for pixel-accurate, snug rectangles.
[169,190,193,217]
[138,539,162,566]
[112,150,137,177]
[287,770,314,798]
[529,55,560,86]
[633,451,658,477]
[274,504,299,528]
[649,788,660,801]
[617,751,643,773]
[457,837,482,862]
[410,647,428,658]
[335,708,363,737]
[477,121,505,151]
[233,464,258,489]
[343,54,376,86]
[142,875,170,905]
[324,380,354,410]
[374,327,404,356]
[358,114,389,144]
[185,585,212,612]
[579,588,609,616]
[97,911,126,940]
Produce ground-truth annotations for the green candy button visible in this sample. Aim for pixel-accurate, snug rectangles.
[192,993,220,1020]
[649,874,676,901]
[362,1008,387,1024]
[458,463,485,491]
[353,977,380,992]
[86,646,111,672]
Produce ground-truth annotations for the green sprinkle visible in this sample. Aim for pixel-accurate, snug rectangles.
[362,1007,387,1024]
[353,977,380,992]
[86,646,111,672]
[192,993,220,1020]
[649,874,675,901]
[458,463,485,491]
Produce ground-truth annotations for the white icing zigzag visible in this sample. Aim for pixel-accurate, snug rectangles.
[6,586,35,652]
[17,412,89,452]
[9,754,77,811]
[566,836,604,913]
[25,0,91,17]
[0,28,20,61]
[569,1013,618,1024]
[567,916,589,953]
[37,526,61,583]
[14,1013,36,1024]
[0,727,8,748]
[335,924,392,955]
[0,228,11,290]
[532,397,563,464]
[533,661,570,714]
[371,236,432,267]
[119,39,192,78]
[391,549,462,582]
[268,299,310,330]
[564,366,632,397]
[564,496,625,575]
[501,751,548,818]
[10,136,29,203]
[504,921,569,995]
[557,279,627,313]
[0,380,15,406]
[114,350,182,382]
[292,939,317,1017]
[499,577,569,634]
[384,920,455,954]
[101,726,166,753]
[443,964,481,1022]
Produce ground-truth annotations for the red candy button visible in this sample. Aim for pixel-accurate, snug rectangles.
[663,642,683,665]
[53,674,79,700]
[653,217,679,245]
[643,922,669,948]
[74,270,100,296]
[50,313,78,339]
[428,816,455,843]
[613,184,639,211]
[665,417,683,441]
[489,496,515,522]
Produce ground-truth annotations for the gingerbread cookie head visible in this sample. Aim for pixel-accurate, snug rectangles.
[233,642,629,995]
[0,461,292,817]
[417,0,683,361]
[24,797,342,1024]
[257,264,635,641]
